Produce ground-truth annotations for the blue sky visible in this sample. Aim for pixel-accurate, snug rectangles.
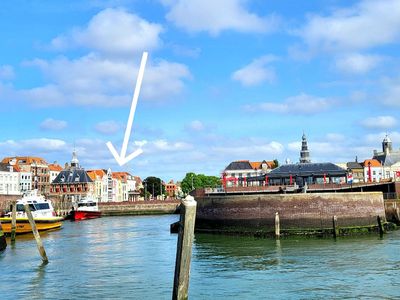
[1,0,400,181]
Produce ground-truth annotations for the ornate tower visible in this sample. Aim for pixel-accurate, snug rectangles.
[382,134,392,154]
[71,150,80,168]
[299,133,311,163]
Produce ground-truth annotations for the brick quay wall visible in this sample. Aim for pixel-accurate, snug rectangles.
[195,192,387,236]
[99,201,180,216]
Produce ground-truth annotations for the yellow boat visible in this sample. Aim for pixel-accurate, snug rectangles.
[1,190,63,235]
[0,217,63,234]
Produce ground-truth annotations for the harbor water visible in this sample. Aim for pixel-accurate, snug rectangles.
[1,215,400,299]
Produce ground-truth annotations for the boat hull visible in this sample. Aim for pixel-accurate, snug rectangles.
[71,210,102,221]
[0,217,63,234]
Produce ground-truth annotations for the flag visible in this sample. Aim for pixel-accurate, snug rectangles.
[347,173,353,184]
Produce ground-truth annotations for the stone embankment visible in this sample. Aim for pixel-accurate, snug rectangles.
[99,201,180,216]
[195,191,391,236]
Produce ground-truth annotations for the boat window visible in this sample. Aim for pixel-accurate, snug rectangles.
[36,203,50,210]
[16,204,25,211]
[28,204,36,211]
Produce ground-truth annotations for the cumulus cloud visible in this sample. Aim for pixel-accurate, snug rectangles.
[94,120,121,134]
[334,53,383,74]
[360,116,397,129]
[19,53,191,106]
[40,118,68,130]
[0,138,67,152]
[245,93,333,114]
[51,8,163,55]
[232,55,277,86]
[298,0,400,52]
[163,0,279,35]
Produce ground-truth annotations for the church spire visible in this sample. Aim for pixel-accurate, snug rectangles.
[300,133,311,163]
[71,149,79,168]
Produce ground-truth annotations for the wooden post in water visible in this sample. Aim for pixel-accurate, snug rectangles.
[173,195,197,300]
[24,204,48,263]
[332,215,339,239]
[275,212,280,239]
[11,201,17,243]
[377,215,384,237]
[0,220,7,251]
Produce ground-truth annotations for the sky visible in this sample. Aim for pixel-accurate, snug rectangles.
[1,0,400,181]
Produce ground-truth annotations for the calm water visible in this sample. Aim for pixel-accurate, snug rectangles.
[1,215,400,299]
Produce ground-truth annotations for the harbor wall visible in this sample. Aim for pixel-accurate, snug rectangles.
[99,201,180,216]
[195,192,386,235]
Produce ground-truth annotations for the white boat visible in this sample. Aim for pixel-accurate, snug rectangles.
[0,190,63,234]
[71,196,102,221]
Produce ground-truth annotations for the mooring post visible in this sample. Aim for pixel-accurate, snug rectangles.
[24,204,48,263]
[172,195,197,300]
[275,212,280,239]
[377,215,384,237]
[0,220,7,251]
[11,201,17,243]
[332,215,339,239]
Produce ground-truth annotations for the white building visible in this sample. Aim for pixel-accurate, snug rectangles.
[0,163,31,195]
[223,160,276,186]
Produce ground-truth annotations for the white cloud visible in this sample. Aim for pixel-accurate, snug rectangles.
[232,55,277,86]
[0,138,67,152]
[245,93,333,114]
[298,0,400,52]
[19,54,191,106]
[40,118,68,130]
[94,120,121,134]
[335,53,383,74]
[0,65,15,80]
[151,139,193,152]
[51,8,163,55]
[360,116,397,129]
[163,0,279,35]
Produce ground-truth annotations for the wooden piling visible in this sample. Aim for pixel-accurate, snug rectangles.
[11,201,17,243]
[275,212,280,239]
[377,215,384,237]
[0,220,6,251]
[332,215,339,239]
[173,195,197,300]
[24,204,48,263]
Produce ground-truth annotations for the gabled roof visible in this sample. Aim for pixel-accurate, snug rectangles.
[86,169,107,180]
[48,163,63,171]
[374,152,400,167]
[52,169,93,184]
[346,161,363,169]
[1,156,48,165]
[363,159,381,167]
[268,162,346,177]
[225,160,253,171]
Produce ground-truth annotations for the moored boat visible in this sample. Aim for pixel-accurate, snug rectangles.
[0,190,63,234]
[71,196,101,221]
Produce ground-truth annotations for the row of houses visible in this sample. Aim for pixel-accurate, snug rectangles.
[223,134,400,187]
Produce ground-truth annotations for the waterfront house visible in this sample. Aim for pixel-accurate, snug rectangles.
[1,156,50,194]
[50,151,94,202]
[223,160,276,187]
[362,159,382,182]
[266,162,347,186]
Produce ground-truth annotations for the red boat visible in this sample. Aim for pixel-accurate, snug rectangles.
[71,197,101,221]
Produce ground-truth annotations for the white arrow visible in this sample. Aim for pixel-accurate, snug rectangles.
[106,52,148,166]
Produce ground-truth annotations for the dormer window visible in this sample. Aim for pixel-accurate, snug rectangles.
[75,174,80,182]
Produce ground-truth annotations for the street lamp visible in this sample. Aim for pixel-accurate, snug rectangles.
[144,181,147,201]
[191,174,194,191]
[152,183,155,200]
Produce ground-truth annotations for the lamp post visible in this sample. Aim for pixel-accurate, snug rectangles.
[160,178,163,200]
[152,183,155,200]
[144,181,147,201]
[191,174,194,191]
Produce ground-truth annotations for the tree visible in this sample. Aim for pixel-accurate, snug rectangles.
[181,173,221,194]
[142,176,165,199]
[273,159,279,169]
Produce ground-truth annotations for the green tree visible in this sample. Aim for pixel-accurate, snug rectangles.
[273,159,279,169]
[142,176,165,199]
[181,173,221,194]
